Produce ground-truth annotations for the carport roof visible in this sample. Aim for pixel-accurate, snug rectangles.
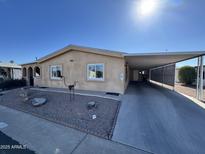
[124,51,205,70]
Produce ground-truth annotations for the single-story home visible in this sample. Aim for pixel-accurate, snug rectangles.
[22,44,205,94]
[22,45,129,94]
[0,61,22,82]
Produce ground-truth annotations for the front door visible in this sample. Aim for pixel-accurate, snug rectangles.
[28,67,34,86]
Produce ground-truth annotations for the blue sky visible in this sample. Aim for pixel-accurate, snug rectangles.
[0,0,205,65]
[176,58,197,68]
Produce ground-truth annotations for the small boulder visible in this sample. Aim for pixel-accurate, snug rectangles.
[92,114,97,119]
[20,93,26,97]
[20,87,29,98]
[23,97,29,102]
[87,101,96,110]
[0,122,8,129]
[31,98,47,107]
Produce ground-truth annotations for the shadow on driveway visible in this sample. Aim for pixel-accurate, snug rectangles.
[0,131,35,154]
[113,82,205,154]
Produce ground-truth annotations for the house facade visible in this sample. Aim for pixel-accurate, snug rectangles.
[22,44,205,94]
[22,45,129,94]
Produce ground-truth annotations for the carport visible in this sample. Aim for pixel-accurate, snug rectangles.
[124,51,205,100]
[113,51,205,154]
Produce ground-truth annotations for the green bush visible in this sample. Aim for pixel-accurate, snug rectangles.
[178,66,196,85]
[0,79,27,90]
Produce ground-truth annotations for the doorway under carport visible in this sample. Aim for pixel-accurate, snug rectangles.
[130,69,149,82]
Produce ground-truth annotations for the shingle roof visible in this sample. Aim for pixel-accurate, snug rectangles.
[37,44,126,63]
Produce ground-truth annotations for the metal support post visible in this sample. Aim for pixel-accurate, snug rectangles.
[149,69,151,81]
[196,57,200,99]
[199,56,204,100]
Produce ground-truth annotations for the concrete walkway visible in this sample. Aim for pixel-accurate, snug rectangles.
[112,82,205,154]
[0,105,150,154]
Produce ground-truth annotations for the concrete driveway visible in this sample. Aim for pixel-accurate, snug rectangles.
[113,82,205,154]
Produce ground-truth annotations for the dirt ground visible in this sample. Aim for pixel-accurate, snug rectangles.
[175,83,205,101]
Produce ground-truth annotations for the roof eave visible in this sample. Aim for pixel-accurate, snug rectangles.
[37,45,125,63]
[21,61,38,66]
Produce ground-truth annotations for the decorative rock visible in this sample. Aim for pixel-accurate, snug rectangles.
[20,88,28,98]
[92,114,97,119]
[19,93,26,97]
[31,98,47,107]
[23,97,29,102]
[87,101,96,110]
[0,122,8,129]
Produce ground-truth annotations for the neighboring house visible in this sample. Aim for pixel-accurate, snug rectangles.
[22,44,205,94]
[0,62,22,82]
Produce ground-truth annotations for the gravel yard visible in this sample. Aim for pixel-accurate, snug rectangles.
[0,88,121,139]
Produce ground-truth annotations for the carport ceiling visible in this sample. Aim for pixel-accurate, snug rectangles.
[124,51,205,70]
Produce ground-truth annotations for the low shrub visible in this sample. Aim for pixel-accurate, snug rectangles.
[0,79,27,90]
[178,66,196,85]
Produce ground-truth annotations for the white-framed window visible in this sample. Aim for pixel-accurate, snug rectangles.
[87,63,104,81]
[50,65,62,80]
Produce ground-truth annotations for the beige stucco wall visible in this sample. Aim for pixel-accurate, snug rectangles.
[124,64,130,90]
[23,50,127,94]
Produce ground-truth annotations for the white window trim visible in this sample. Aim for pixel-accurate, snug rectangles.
[50,65,62,80]
[87,63,105,81]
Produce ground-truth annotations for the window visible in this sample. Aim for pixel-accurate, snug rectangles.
[23,68,27,77]
[50,65,62,80]
[34,66,40,77]
[87,64,104,81]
